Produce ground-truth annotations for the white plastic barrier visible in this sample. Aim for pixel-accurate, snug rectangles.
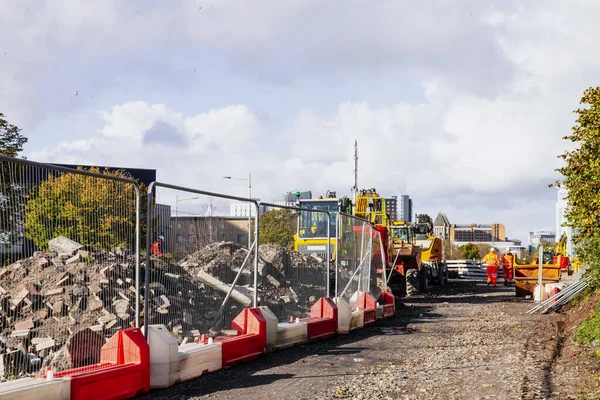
[334,297,351,334]
[145,325,180,389]
[376,304,384,320]
[178,342,222,382]
[0,377,70,400]
[533,284,547,302]
[276,321,308,350]
[258,306,278,352]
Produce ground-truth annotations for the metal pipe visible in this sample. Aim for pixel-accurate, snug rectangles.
[388,249,401,285]
[341,249,372,298]
[210,239,257,328]
[144,182,156,339]
[335,212,340,298]
[253,203,259,308]
[326,212,331,297]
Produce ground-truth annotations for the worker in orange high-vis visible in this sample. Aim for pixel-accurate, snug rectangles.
[151,235,165,255]
[502,249,515,286]
[482,247,500,287]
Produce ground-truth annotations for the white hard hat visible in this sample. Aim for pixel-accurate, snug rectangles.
[490,247,496,252]
[159,235,165,240]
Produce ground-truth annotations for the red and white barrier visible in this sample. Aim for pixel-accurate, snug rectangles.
[301,298,338,341]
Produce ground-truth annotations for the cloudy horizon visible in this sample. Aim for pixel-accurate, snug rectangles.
[2,0,596,245]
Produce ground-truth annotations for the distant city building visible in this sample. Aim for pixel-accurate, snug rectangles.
[528,231,556,253]
[399,195,413,222]
[433,212,451,240]
[450,223,506,243]
[273,191,313,208]
[229,203,266,217]
[385,196,398,221]
[556,188,575,257]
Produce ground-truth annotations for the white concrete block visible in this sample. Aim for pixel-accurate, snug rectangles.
[144,324,179,389]
[334,297,351,334]
[0,377,70,400]
[276,321,307,349]
[178,343,222,382]
[258,306,278,352]
[376,304,384,320]
[350,309,365,331]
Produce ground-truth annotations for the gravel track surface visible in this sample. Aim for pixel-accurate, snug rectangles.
[139,279,572,400]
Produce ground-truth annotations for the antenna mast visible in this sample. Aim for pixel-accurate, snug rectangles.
[351,140,358,200]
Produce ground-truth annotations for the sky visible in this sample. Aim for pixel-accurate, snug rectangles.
[1,0,598,245]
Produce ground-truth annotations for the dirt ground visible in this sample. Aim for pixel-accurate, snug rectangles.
[140,279,600,400]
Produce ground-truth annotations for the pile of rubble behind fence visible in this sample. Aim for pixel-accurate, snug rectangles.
[0,237,331,380]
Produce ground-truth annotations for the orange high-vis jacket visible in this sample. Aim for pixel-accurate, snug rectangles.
[502,253,514,268]
[151,241,163,255]
[482,252,500,267]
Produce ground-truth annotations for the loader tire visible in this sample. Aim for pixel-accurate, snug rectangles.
[406,269,420,296]
[419,268,430,292]
[436,263,445,286]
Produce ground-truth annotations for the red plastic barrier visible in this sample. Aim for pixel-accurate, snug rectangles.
[378,291,395,318]
[356,292,377,325]
[52,328,150,400]
[215,308,266,367]
[301,297,338,340]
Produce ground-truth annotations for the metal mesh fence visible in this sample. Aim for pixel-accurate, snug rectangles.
[336,213,373,304]
[257,202,331,323]
[0,156,141,380]
[370,229,387,300]
[144,184,258,343]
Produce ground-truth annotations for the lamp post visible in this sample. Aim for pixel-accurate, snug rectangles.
[223,173,252,249]
[175,195,200,256]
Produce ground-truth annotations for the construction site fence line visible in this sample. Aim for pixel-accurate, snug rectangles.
[0,155,142,380]
[144,182,260,339]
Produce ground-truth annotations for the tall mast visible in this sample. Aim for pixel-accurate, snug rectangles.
[351,140,358,200]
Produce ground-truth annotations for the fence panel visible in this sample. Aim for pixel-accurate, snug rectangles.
[257,202,331,323]
[144,183,259,342]
[336,213,373,304]
[0,156,141,380]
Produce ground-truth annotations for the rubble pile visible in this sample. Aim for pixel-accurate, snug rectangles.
[0,238,332,379]
[0,236,139,380]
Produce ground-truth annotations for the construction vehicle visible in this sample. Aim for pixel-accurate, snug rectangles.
[388,214,448,296]
[414,214,449,288]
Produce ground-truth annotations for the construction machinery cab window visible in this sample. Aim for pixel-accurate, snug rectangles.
[391,226,415,243]
[297,200,337,238]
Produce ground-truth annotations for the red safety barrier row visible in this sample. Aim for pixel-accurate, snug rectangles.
[1,292,397,400]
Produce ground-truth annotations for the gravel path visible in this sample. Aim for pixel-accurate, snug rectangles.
[140,279,565,400]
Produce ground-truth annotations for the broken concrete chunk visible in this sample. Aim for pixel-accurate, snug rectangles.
[0,268,8,278]
[14,318,34,330]
[45,288,64,296]
[87,297,103,312]
[267,275,281,287]
[88,283,101,294]
[10,329,30,338]
[52,300,65,316]
[32,337,55,352]
[37,258,48,268]
[116,278,124,286]
[48,236,83,256]
[77,249,91,259]
[52,259,65,268]
[56,273,72,286]
[66,254,81,265]
[11,288,30,306]
[97,314,117,325]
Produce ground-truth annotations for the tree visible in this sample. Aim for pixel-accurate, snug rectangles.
[24,167,145,250]
[0,113,28,252]
[0,113,27,158]
[459,242,480,260]
[556,87,600,262]
[258,209,297,249]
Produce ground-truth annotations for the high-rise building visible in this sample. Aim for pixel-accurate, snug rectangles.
[399,195,413,222]
[385,196,398,221]
[450,223,505,243]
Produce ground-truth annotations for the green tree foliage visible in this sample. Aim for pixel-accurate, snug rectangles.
[258,209,297,249]
[24,167,145,250]
[0,113,27,158]
[459,242,480,260]
[0,113,28,247]
[557,87,600,261]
